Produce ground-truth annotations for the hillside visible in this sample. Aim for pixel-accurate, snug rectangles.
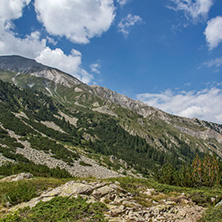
[0,55,222,173]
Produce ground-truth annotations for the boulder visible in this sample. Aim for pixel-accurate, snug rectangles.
[92,185,114,199]
[41,182,94,198]
[144,188,155,197]
[216,200,222,207]
[0,173,33,182]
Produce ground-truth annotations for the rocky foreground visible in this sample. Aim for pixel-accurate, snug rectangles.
[2,173,207,222]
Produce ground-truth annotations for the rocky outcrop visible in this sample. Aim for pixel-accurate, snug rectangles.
[92,105,118,117]
[57,111,78,127]
[30,68,81,88]
[174,125,222,144]
[91,85,162,118]
[40,121,66,134]
[9,180,206,222]
[0,173,33,182]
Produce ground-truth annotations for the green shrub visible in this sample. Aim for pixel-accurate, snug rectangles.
[0,162,72,178]
[0,181,37,206]
[190,192,211,206]
[0,196,108,222]
[199,206,222,222]
[0,177,71,208]
[79,161,92,167]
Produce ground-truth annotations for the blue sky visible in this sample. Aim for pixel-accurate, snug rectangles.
[0,0,222,123]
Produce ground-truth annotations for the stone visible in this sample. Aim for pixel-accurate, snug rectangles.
[60,183,93,197]
[122,200,142,208]
[93,182,107,189]
[41,182,94,198]
[0,173,33,182]
[92,185,114,198]
[216,200,222,207]
[165,201,176,205]
[110,206,125,217]
[144,188,155,197]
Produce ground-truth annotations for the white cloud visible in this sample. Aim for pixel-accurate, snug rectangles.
[137,87,222,124]
[117,0,129,6]
[0,0,31,24]
[118,14,142,36]
[0,27,46,58]
[0,24,93,83]
[46,36,57,45]
[0,0,45,58]
[169,0,214,22]
[203,57,222,68]
[34,0,116,44]
[204,16,222,50]
[36,47,93,84]
[90,63,101,74]
[0,0,94,84]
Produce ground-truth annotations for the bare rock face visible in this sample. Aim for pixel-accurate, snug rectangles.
[174,125,222,143]
[30,68,81,88]
[91,85,161,118]
[0,173,33,182]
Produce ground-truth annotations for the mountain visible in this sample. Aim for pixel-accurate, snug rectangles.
[0,55,222,178]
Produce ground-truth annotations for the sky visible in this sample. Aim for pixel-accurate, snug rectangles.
[0,0,222,124]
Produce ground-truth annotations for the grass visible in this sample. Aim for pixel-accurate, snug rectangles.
[199,206,222,222]
[0,196,108,222]
[79,160,92,167]
[0,177,73,211]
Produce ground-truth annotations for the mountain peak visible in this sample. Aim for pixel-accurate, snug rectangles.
[0,55,82,87]
[0,55,46,74]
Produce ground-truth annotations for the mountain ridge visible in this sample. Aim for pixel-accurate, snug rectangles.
[0,54,222,169]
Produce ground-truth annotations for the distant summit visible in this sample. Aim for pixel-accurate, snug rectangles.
[0,55,47,74]
[0,55,82,87]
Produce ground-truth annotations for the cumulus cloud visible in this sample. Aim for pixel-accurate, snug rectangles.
[137,87,222,124]
[204,16,222,50]
[0,25,92,83]
[0,0,95,84]
[169,0,214,22]
[117,0,130,6]
[34,0,116,44]
[0,1,45,58]
[0,27,46,58]
[0,0,31,24]
[36,48,93,84]
[90,63,101,74]
[118,14,142,36]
